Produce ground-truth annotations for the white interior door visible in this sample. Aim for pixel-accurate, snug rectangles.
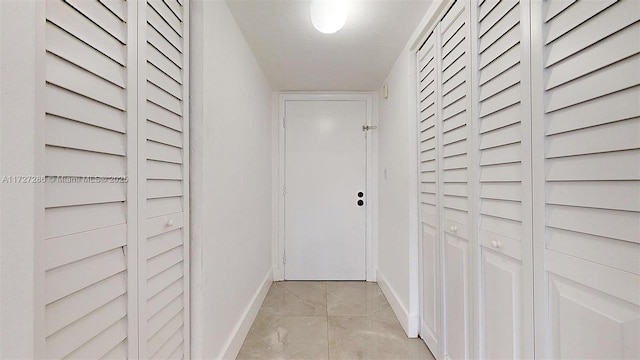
[284,100,367,280]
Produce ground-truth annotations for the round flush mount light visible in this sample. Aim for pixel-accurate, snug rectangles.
[310,0,348,34]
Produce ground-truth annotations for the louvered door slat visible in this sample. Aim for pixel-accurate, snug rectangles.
[47,0,126,65]
[46,115,126,156]
[45,272,127,337]
[65,317,128,360]
[100,0,127,22]
[154,331,184,360]
[140,1,189,358]
[148,0,183,36]
[46,22,126,88]
[165,0,183,21]
[147,279,183,319]
[46,146,126,177]
[46,296,127,359]
[46,84,126,133]
[45,202,126,239]
[147,44,183,83]
[533,1,640,358]
[544,0,638,67]
[44,224,127,271]
[65,0,127,44]
[147,6,182,52]
[148,316,182,358]
[46,53,126,110]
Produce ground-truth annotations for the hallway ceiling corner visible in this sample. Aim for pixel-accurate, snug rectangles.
[226,0,435,91]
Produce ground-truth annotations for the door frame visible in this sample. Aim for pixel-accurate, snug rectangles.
[273,93,378,282]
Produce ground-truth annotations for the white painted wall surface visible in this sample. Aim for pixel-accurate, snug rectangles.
[376,1,445,338]
[377,48,413,333]
[0,1,44,358]
[190,1,274,359]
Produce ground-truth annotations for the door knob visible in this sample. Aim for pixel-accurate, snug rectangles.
[491,240,501,248]
[450,225,457,233]
[166,219,174,227]
[357,200,364,206]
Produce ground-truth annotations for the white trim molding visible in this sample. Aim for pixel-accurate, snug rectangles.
[377,269,419,338]
[220,269,273,360]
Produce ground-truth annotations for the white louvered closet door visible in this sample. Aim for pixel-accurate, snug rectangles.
[438,1,474,359]
[138,0,190,359]
[532,0,640,358]
[471,0,534,358]
[417,31,443,360]
[44,0,137,358]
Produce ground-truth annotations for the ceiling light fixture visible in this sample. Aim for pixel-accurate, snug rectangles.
[310,0,348,34]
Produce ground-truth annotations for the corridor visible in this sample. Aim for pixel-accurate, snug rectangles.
[237,281,434,360]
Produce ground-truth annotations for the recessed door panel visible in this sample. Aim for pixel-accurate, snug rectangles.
[421,223,440,354]
[445,231,470,360]
[481,248,522,359]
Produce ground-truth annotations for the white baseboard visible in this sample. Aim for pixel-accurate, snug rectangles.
[220,269,273,360]
[376,269,419,338]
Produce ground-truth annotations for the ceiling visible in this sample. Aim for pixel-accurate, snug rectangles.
[226,0,434,91]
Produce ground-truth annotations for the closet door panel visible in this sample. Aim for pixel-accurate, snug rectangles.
[138,0,190,358]
[418,32,442,360]
[533,0,640,358]
[472,0,534,358]
[43,0,137,358]
[439,1,473,359]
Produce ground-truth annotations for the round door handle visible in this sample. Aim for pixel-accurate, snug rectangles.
[357,200,364,206]
[491,240,500,248]
[166,219,174,227]
[450,225,457,233]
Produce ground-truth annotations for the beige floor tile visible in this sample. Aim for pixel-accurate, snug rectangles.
[328,316,434,360]
[238,281,435,360]
[365,283,394,317]
[327,281,367,316]
[259,281,327,316]
[237,316,329,360]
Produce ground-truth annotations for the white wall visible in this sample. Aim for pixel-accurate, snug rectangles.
[376,1,448,339]
[377,48,417,336]
[0,1,44,358]
[190,1,274,359]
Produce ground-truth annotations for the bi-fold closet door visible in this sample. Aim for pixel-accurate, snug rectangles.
[42,0,189,358]
[418,1,478,359]
[531,1,640,358]
[418,0,640,359]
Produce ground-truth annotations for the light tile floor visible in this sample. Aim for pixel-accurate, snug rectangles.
[237,281,435,360]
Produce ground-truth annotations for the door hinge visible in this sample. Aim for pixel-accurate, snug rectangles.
[283,185,287,196]
[283,252,287,264]
[283,117,287,128]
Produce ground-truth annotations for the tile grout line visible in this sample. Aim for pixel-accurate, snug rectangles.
[325,281,330,360]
